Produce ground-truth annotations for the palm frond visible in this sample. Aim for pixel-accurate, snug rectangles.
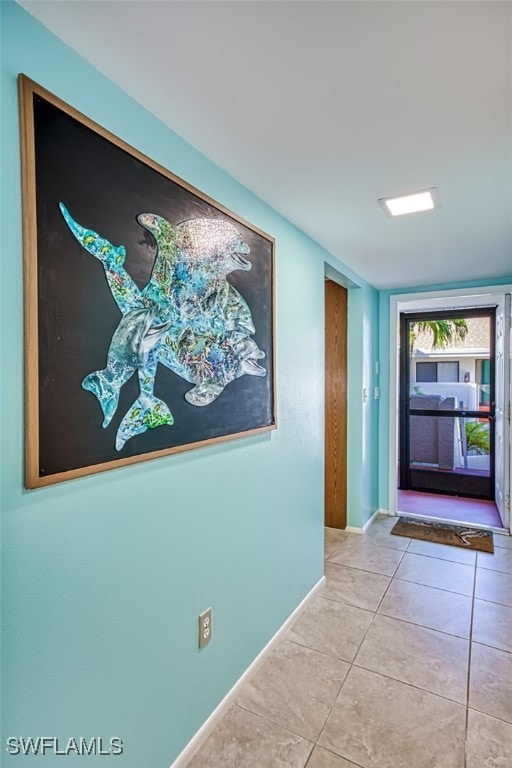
[410,319,468,352]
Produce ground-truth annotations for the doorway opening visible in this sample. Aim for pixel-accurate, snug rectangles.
[389,288,511,533]
[397,490,502,527]
[400,307,495,500]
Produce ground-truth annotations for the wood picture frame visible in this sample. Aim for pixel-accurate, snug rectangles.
[19,75,276,488]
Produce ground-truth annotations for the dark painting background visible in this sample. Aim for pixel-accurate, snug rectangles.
[33,94,274,478]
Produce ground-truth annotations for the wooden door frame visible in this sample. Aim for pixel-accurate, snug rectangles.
[325,279,347,529]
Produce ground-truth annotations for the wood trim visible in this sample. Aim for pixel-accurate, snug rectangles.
[19,75,40,488]
[324,280,347,529]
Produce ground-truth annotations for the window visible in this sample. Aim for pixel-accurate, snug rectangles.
[416,361,459,383]
[476,358,490,405]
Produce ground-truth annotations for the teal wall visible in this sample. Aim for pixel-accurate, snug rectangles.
[378,277,512,511]
[1,3,379,765]
[345,283,380,527]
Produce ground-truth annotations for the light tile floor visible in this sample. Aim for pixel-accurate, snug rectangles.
[189,515,512,767]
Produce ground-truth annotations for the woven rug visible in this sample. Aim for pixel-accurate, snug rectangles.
[391,516,494,553]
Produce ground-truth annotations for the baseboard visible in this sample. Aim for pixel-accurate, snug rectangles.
[169,575,326,768]
[345,507,384,535]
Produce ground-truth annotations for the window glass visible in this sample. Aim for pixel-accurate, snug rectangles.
[416,362,436,382]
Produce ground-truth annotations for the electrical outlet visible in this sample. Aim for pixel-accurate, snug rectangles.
[198,608,212,649]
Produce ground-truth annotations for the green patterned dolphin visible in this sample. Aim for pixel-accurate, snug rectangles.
[59,204,265,449]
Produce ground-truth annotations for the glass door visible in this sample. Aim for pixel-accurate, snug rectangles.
[399,308,495,500]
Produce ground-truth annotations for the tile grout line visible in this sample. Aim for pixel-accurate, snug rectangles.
[478,565,512,575]
[319,593,377,614]
[392,573,473,598]
[191,526,509,765]
[468,594,512,608]
[350,659,469,709]
[324,568,474,642]
[311,551,387,759]
[345,558,470,707]
[233,627,354,758]
[232,701,317,749]
[468,703,512,727]
[375,609,470,640]
[320,530,478,762]
[351,541,472,707]
[285,636,357,666]
[321,527,512,765]
[304,743,366,768]
[310,545,405,762]
[404,549,477,566]
[325,560,400,578]
[319,528,488,763]
[310,594,378,757]
[327,555,474,599]
[398,550,476,567]
[315,552,471,764]
[464,556,478,768]
[326,540,407,580]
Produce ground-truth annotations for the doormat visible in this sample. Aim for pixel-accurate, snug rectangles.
[391,517,494,553]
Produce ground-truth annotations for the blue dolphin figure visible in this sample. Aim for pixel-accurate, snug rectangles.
[59,204,266,450]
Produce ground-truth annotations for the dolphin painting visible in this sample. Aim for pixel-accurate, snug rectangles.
[59,204,266,450]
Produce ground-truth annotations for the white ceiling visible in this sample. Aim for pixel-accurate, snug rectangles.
[19,0,512,289]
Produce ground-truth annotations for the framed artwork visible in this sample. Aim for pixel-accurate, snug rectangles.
[19,76,276,488]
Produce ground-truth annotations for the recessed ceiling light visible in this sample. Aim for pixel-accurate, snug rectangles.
[379,187,439,217]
